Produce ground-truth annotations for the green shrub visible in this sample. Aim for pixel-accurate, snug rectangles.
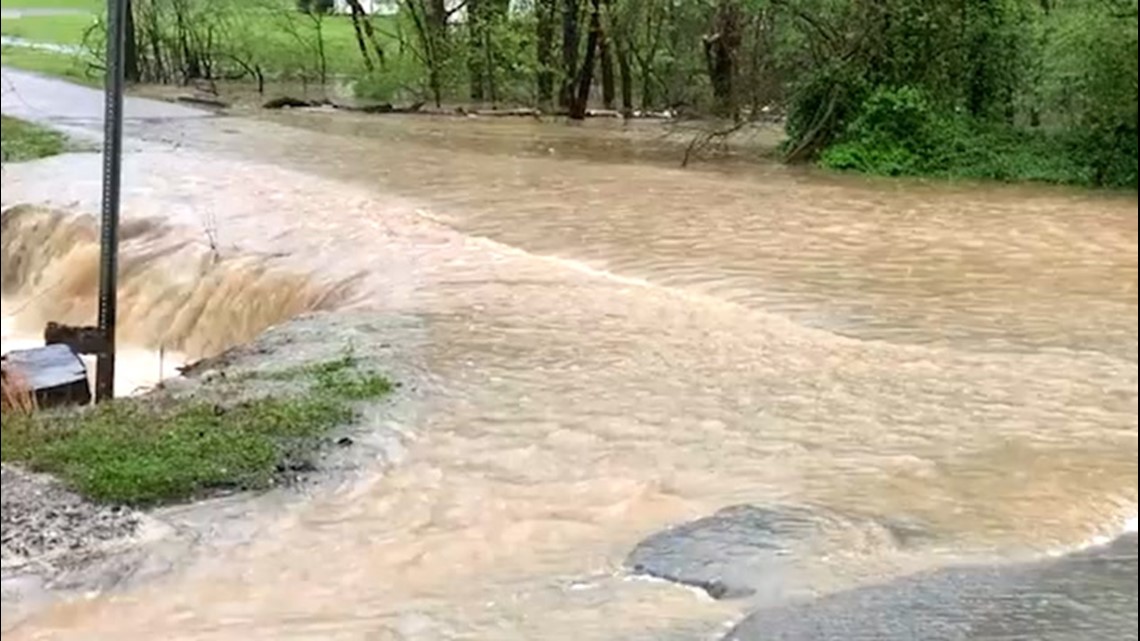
[820,84,1129,187]
[819,86,940,176]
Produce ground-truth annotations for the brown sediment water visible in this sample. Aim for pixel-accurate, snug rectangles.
[0,87,1135,640]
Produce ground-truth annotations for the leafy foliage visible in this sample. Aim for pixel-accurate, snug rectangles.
[820,88,1095,185]
[797,0,1137,187]
[4,0,1135,186]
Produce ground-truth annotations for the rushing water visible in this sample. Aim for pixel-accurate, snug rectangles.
[1,74,1137,639]
[0,313,183,397]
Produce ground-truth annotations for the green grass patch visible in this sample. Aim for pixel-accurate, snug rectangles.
[235,353,393,401]
[1,115,66,161]
[0,6,375,64]
[1,355,392,506]
[2,2,407,98]
[217,9,401,77]
[1,13,98,46]
[81,4,397,79]
[0,44,102,85]
[0,0,99,9]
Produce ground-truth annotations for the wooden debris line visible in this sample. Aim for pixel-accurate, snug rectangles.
[259,96,677,120]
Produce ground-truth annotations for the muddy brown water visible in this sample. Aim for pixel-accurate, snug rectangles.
[1,75,1137,639]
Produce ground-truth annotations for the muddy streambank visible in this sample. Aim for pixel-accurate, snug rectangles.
[2,312,424,629]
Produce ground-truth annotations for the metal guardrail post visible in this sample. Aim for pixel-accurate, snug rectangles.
[95,0,128,402]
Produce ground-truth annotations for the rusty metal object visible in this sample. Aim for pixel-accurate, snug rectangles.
[2,345,92,409]
[43,321,108,355]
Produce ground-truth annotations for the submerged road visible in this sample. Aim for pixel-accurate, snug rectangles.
[2,67,1137,640]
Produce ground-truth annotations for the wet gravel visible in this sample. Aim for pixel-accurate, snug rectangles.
[1,464,140,569]
[723,533,1138,641]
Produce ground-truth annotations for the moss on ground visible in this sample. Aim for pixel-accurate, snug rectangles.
[1,354,391,506]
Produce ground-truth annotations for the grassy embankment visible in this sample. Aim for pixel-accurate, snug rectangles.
[1,354,392,505]
[1,7,102,84]
[1,2,398,92]
[1,114,66,161]
[0,45,99,84]
[2,9,94,44]
[1,0,101,8]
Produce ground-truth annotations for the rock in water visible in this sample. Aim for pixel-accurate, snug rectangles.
[1,344,91,408]
[723,533,1138,641]
[626,504,925,600]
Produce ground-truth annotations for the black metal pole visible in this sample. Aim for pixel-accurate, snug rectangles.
[95,0,128,402]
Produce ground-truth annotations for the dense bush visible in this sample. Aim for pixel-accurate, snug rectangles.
[818,85,1129,187]
[801,1,1137,188]
[819,86,937,177]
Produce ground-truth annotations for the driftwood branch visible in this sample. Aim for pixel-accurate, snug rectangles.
[681,120,749,168]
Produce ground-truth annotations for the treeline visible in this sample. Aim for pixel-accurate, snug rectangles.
[99,0,1137,187]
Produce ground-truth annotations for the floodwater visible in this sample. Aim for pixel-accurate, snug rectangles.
[1,69,1137,639]
[0,312,183,397]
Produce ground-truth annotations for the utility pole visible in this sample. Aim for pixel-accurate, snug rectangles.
[95,0,128,402]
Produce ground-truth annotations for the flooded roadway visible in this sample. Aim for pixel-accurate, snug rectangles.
[2,68,1137,639]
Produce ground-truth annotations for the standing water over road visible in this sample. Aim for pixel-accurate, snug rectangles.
[1,71,1137,639]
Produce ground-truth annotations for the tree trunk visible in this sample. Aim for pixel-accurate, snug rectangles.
[616,34,633,116]
[536,0,556,104]
[404,0,445,106]
[599,26,615,109]
[602,0,630,116]
[570,0,602,119]
[468,0,486,101]
[428,0,448,37]
[560,0,580,108]
[704,0,742,119]
[346,0,384,70]
[124,0,139,83]
[174,10,200,81]
[347,1,374,71]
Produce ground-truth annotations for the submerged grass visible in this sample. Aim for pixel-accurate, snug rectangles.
[0,354,392,505]
[1,115,67,162]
